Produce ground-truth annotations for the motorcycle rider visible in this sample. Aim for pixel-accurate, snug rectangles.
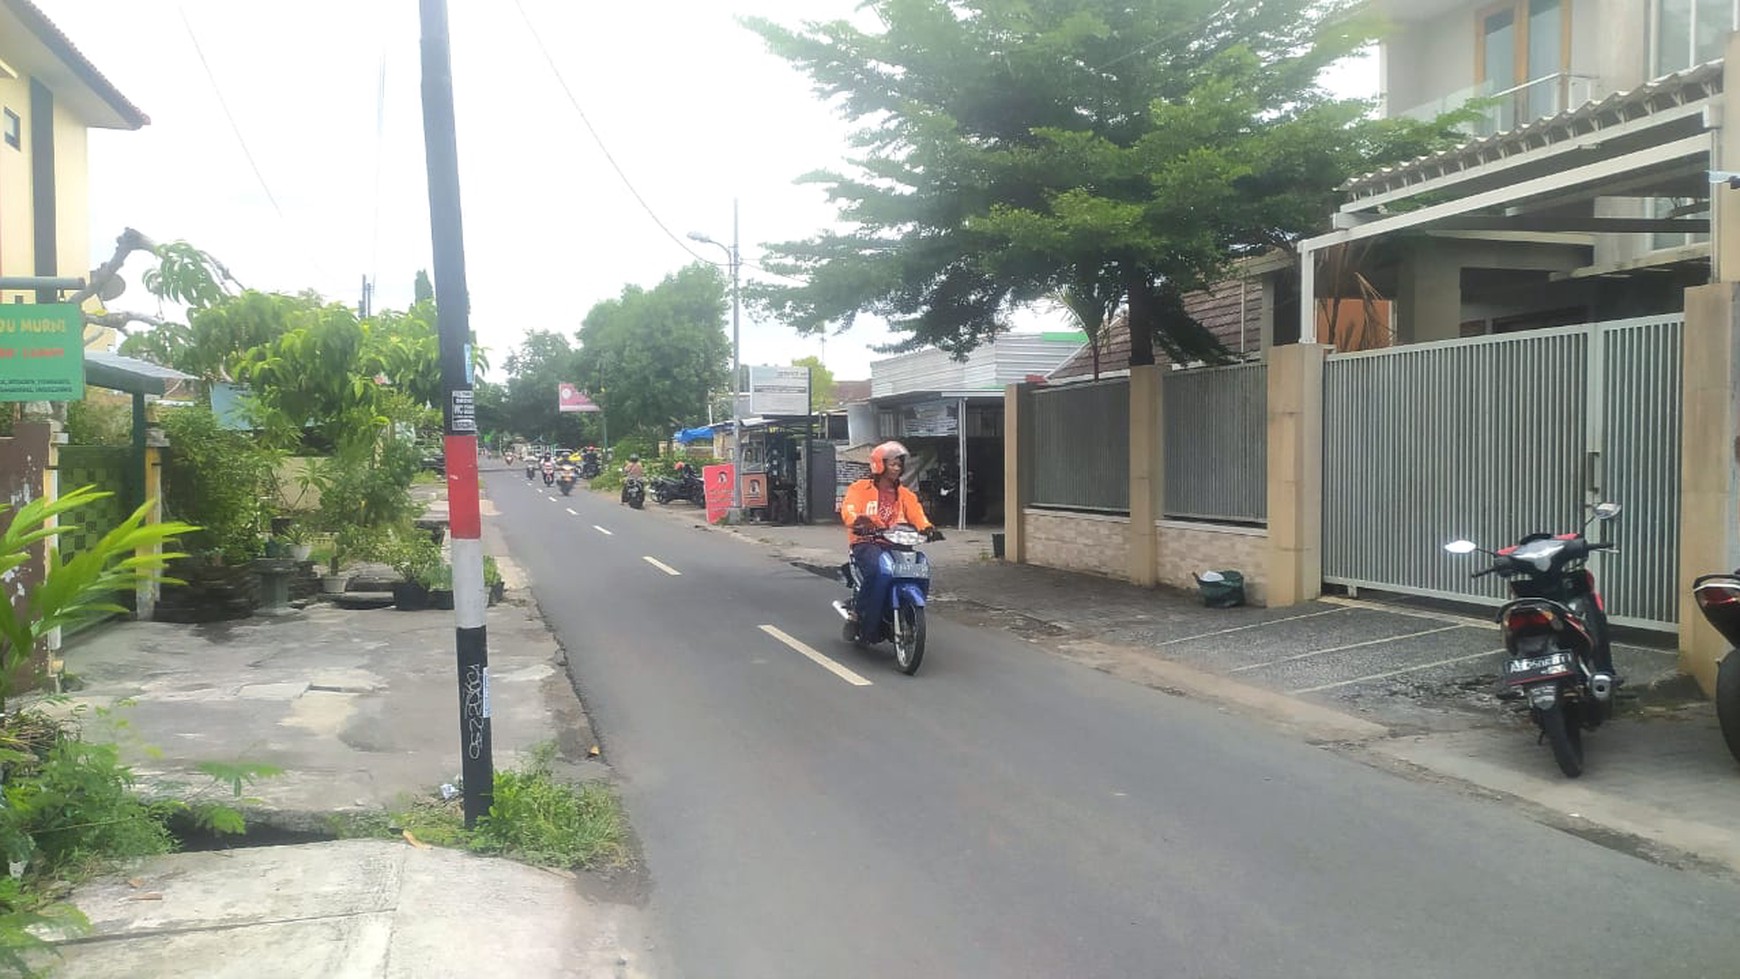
[839,441,942,633]
[621,454,646,505]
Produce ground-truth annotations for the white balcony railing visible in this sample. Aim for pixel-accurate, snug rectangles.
[1394,73,1600,138]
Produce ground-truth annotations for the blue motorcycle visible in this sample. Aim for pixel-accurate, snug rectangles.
[834,524,935,675]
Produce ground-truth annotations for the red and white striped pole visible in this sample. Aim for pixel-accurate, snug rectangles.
[419,0,492,827]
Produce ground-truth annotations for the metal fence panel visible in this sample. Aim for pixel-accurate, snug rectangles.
[1163,362,1266,523]
[1596,316,1683,627]
[1323,326,1589,611]
[1031,379,1129,512]
[1322,317,1683,630]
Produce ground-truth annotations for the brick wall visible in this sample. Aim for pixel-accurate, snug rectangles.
[1023,509,1130,577]
[1157,520,1268,605]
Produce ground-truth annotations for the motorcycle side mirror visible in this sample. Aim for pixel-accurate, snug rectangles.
[1443,540,1479,555]
[1593,502,1621,520]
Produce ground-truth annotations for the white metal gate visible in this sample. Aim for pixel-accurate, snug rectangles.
[1322,316,1683,630]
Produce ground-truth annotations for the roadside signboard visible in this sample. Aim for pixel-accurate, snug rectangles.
[0,304,84,402]
[703,463,735,523]
[748,365,810,416]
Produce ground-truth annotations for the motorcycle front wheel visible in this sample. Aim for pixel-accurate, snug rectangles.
[1716,651,1740,766]
[892,604,926,676]
[1534,702,1584,778]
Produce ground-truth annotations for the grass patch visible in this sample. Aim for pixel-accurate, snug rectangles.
[331,744,626,870]
[411,470,441,486]
[0,705,282,973]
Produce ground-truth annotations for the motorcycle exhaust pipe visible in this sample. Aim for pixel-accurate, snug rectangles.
[1589,673,1614,703]
[831,600,853,621]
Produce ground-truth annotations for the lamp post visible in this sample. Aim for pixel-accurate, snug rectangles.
[688,200,742,511]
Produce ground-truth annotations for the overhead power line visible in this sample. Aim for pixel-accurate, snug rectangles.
[511,0,713,266]
[178,5,332,283]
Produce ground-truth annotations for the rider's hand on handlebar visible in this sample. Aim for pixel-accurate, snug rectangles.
[924,528,945,542]
[851,516,875,535]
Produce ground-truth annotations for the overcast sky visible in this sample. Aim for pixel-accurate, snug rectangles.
[38,0,1376,381]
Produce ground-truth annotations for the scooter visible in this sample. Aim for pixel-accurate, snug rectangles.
[541,460,556,487]
[1443,502,1622,778]
[832,524,941,676]
[556,464,578,496]
[1692,572,1740,766]
[524,459,537,482]
[622,476,646,510]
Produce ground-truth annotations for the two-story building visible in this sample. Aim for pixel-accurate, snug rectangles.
[1,0,148,338]
[1302,0,1733,344]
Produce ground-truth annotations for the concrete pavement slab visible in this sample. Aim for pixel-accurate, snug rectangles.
[51,599,601,818]
[51,840,650,978]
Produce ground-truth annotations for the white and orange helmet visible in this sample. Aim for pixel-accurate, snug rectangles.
[870,441,910,476]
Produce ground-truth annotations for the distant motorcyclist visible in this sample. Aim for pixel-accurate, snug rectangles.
[621,454,646,505]
[839,442,941,630]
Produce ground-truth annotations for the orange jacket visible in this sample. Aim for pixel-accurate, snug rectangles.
[841,478,932,544]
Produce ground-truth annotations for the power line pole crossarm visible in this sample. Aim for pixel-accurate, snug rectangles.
[418,0,494,829]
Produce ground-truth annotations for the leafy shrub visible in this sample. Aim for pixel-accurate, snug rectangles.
[64,395,131,447]
[161,405,276,564]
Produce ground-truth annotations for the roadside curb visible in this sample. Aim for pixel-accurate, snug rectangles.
[1055,638,1393,745]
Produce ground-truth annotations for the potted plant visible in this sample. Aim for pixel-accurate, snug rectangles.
[281,519,314,562]
[423,561,455,610]
[389,533,441,611]
[484,556,505,606]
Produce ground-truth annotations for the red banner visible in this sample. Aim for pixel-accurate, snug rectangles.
[703,464,735,524]
[557,382,600,413]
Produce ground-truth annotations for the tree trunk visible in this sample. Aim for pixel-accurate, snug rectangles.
[1125,268,1156,367]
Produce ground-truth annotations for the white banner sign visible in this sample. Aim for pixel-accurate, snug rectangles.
[749,365,812,416]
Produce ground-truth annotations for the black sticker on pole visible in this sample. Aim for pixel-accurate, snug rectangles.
[450,389,476,433]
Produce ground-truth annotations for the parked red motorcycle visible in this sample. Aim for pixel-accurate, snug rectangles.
[1692,572,1740,766]
[1443,502,1622,778]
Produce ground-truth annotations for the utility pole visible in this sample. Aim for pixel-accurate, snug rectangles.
[731,199,742,511]
[686,200,743,510]
[418,0,492,828]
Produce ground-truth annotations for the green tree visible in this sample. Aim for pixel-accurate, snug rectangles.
[575,264,730,436]
[791,355,835,412]
[229,297,440,451]
[414,270,435,304]
[77,229,239,338]
[120,289,310,381]
[501,330,591,446]
[744,0,1457,366]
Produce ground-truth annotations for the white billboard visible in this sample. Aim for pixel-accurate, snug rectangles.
[748,365,812,416]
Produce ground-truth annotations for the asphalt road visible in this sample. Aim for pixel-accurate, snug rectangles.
[486,469,1740,979]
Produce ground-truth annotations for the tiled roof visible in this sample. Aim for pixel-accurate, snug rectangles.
[6,0,149,129]
[830,379,872,406]
[1048,276,1264,382]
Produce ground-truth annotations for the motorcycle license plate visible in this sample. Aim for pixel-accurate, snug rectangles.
[1504,651,1574,684]
[888,553,929,579]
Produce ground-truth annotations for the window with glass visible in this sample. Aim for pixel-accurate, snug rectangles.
[1477,0,1566,131]
[1654,0,1739,76]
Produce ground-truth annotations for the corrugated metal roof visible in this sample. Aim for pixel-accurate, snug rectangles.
[1344,60,1722,201]
[869,333,1083,397]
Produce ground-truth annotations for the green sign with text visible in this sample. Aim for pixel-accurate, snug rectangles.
[0,304,84,402]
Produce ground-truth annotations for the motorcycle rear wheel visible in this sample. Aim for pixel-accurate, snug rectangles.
[1535,703,1584,778]
[893,604,926,676]
[1716,651,1740,766]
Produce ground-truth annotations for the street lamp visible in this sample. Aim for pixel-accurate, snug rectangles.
[688,198,742,511]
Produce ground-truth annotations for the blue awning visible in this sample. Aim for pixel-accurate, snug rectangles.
[673,426,717,445]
